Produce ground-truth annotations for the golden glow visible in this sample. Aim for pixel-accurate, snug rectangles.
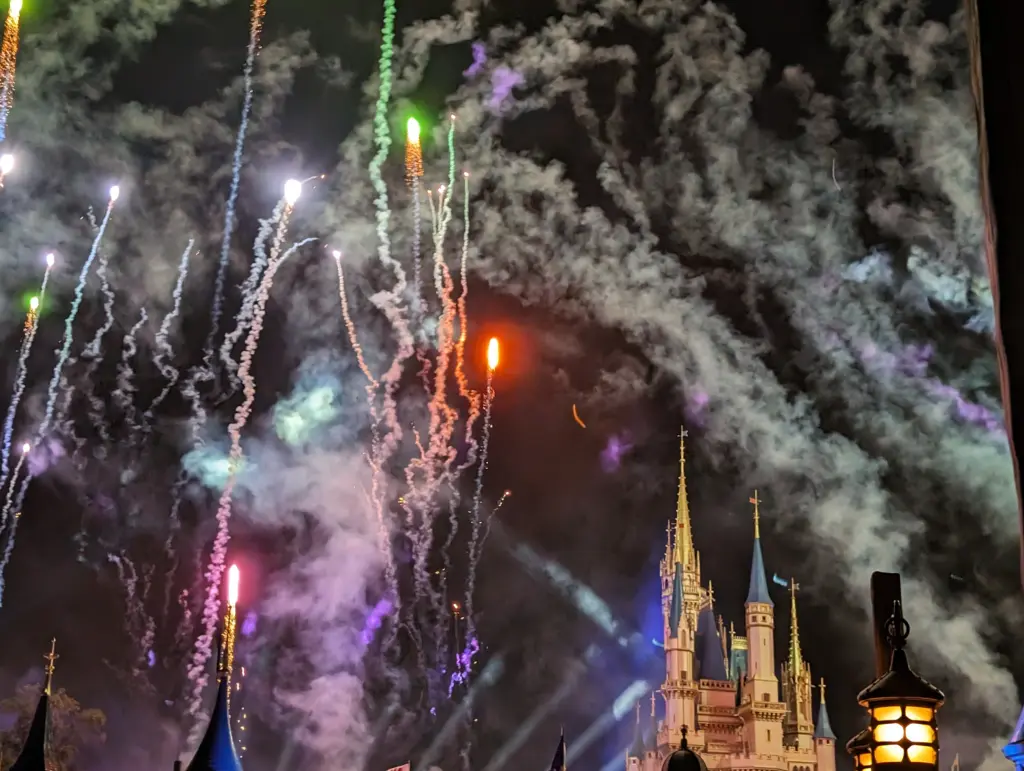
[487,337,499,371]
[0,0,22,121]
[872,706,903,722]
[873,745,905,763]
[8,0,21,18]
[284,179,302,205]
[29,296,38,311]
[907,746,938,764]
[857,753,873,769]
[873,723,905,743]
[905,723,936,744]
[228,564,240,606]
[904,705,934,722]
[407,117,421,144]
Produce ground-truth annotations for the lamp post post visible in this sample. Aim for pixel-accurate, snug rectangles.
[847,600,945,771]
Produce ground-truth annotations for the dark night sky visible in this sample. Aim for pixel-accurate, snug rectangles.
[0,1,1018,770]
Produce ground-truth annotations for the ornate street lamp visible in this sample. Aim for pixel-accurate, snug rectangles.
[848,600,945,770]
[848,727,874,771]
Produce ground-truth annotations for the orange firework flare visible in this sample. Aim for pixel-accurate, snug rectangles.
[487,337,500,371]
[405,117,423,186]
[0,0,22,131]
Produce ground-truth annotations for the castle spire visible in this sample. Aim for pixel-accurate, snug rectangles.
[814,678,836,740]
[9,640,57,771]
[745,491,772,606]
[788,580,804,672]
[43,638,58,695]
[674,428,693,568]
[184,565,243,771]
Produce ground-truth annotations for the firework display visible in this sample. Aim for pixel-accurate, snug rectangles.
[0,0,1011,770]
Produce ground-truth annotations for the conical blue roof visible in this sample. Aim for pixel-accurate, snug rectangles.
[746,538,773,606]
[669,563,683,637]
[814,687,836,740]
[9,689,50,771]
[695,606,728,681]
[185,676,243,771]
[628,705,646,758]
[1005,704,1024,764]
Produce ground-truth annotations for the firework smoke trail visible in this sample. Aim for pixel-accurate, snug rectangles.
[145,239,195,421]
[0,443,28,605]
[36,189,119,445]
[10,189,120,557]
[187,236,314,720]
[82,242,118,458]
[0,255,54,491]
[112,308,148,436]
[367,0,415,472]
[464,342,497,647]
[221,201,287,386]
[206,0,268,376]
[0,0,22,142]
[0,442,27,530]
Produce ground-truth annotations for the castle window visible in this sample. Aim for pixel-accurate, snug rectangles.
[762,693,769,702]
[767,730,771,742]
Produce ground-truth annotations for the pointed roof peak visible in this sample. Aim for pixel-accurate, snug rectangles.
[814,678,836,740]
[185,675,243,771]
[674,427,694,568]
[628,702,646,758]
[789,580,804,671]
[44,638,58,695]
[745,492,773,606]
[10,640,58,771]
[696,604,728,681]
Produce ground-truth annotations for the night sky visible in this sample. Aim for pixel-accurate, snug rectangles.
[0,1,1019,771]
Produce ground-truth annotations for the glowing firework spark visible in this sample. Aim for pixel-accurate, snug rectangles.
[207,0,268,376]
[406,117,423,185]
[486,337,499,372]
[0,152,12,186]
[189,236,316,721]
[0,256,54,494]
[0,0,22,142]
[221,564,240,676]
[283,178,302,205]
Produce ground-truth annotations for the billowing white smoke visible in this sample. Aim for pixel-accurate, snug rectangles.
[315,0,1018,763]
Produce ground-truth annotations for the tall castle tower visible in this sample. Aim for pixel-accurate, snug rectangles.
[629,429,837,771]
[781,581,814,750]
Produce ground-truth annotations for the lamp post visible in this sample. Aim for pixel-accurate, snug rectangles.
[847,600,945,770]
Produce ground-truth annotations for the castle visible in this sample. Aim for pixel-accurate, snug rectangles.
[627,432,837,771]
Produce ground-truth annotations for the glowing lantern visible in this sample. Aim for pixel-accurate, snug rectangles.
[848,728,873,771]
[487,337,499,371]
[848,601,944,771]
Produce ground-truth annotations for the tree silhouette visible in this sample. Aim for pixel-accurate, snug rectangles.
[0,685,106,771]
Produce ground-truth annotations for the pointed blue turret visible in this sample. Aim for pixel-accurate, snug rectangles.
[1005,703,1024,769]
[185,674,243,771]
[669,562,683,636]
[628,703,646,758]
[11,639,59,771]
[745,490,773,606]
[814,678,836,740]
[696,605,728,681]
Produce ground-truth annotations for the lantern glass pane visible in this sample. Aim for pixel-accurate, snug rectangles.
[858,753,872,768]
[905,705,933,722]
[905,723,936,744]
[907,746,938,764]
[874,745,904,763]
[872,706,903,722]
[873,723,905,743]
